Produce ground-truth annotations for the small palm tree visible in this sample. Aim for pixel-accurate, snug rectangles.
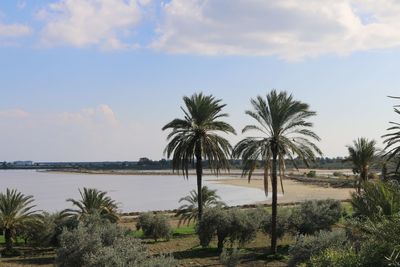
[346,138,377,193]
[176,186,225,226]
[233,90,321,254]
[162,93,236,220]
[0,189,38,251]
[63,188,119,223]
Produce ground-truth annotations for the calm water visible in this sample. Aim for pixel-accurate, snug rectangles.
[0,170,268,212]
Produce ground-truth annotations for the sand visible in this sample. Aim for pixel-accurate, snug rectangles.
[210,178,355,204]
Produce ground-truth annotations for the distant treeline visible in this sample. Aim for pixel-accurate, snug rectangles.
[1,157,353,170]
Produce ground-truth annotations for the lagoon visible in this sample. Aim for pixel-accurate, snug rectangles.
[0,170,268,212]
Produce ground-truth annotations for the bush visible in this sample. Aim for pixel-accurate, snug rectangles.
[307,171,317,178]
[220,248,241,267]
[56,214,175,267]
[136,212,171,241]
[332,172,344,177]
[310,247,361,267]
[197,207,262,251]
[288,229,347,267]
[261,208,291,240]
[289,199,342,235]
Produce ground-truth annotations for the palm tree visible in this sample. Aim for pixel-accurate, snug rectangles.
[176,186,225,226]
[63,188,119,223]
[233,90,321,254]
[346,138,377,193]
[162,93,236,220]
[383,96,400,178]
[0,189,38,251]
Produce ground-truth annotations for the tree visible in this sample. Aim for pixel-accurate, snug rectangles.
[233,90,321,254]
[176,186,225,226]
[383,96,400,179]
[63,188,119,223]
[162,93,236,219]
[0,189,38,251]
[346,138,377,193]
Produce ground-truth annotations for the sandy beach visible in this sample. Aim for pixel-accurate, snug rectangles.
[210,178,355,204]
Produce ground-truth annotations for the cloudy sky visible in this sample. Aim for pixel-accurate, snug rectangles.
[1,0,400,162]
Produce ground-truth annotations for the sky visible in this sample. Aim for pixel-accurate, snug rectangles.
[1,0,400,162]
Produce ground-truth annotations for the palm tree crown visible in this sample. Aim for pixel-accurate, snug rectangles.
[383,96,400,176]
[162,93,236,219]
[346,137,377,193]
[233,90,321,254]
[0,188,38,251]
[63,188,119,223]
[176,186,225,226]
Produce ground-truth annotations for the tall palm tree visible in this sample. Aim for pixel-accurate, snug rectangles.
[162,93,236,220]
[233,90,321,254]
[346,138,377,193]
[383,96,400,178]
[63,188,119,223]
[0,189,38,251]
[176,186,225,226]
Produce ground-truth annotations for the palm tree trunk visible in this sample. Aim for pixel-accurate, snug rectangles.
[195,144,203,220]
[271,147,278,254]
[5,228,13,251]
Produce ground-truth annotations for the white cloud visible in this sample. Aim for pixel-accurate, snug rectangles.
[0,23,31,38]
[38,0,142,49]
[152,0,400,60]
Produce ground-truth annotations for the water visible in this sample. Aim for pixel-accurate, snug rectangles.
[0,170,268,212]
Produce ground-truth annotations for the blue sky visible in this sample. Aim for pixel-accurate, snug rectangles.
[1,0,400,161]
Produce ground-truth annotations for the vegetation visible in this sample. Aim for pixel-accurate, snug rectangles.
[345,137,378,193]
[56,214,175,267]
[136,212,172,241]
[62,188,119,223]
[233,90,321,254]
[176,186,225,226]
[289,199,342,235]
[162,93,236,220]
[0,188,39,253]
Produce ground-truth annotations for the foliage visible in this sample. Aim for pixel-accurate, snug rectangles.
[288,229,347,267]
[176,186,225,226]
[220,248,241,267]
[383,96,400,175]
[197,207,261,251]
[307,171,317,178]
[261,208,291,240]
[63,188,119,223]
[232,90,321,253]
[351,180,400,221]
[310,247,361,267]
[345,137,377,193]
[332,171,344,177]
[289,199,342,235]
[0,188,39,252]
[162,93,236,220]
[136,212,171,241]
[22,212,78,247]
[355,215,400,267]
[56,214,175,267]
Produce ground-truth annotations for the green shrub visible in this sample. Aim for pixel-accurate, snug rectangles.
[310,247,361,267]
[261,208,291,240]
[289,199,342,235]
[307,171,317,178]
[136,212,171,241]
[56,214,175,267]
[197,207,261,251]
[220,248,241,267]
[332,171,344,177]
[288,229,347,267]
